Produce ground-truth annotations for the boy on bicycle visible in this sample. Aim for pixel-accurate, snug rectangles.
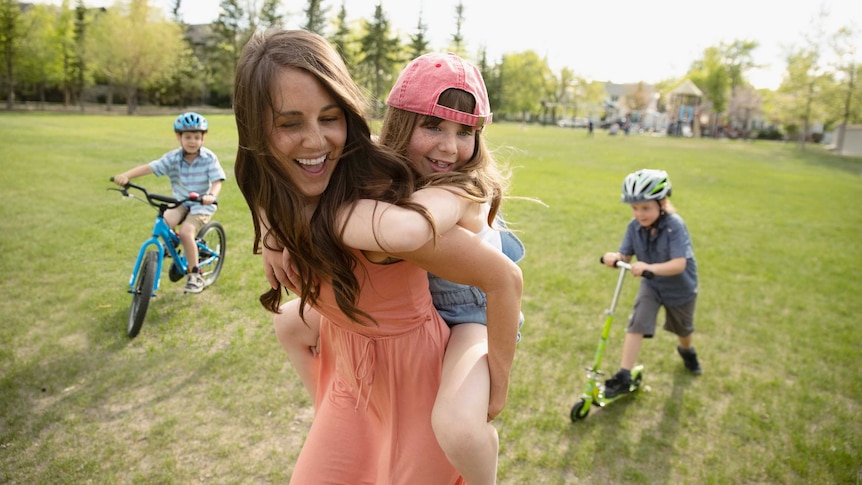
[113,112,226,294]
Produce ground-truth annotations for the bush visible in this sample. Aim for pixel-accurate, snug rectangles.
[757,127,783,140]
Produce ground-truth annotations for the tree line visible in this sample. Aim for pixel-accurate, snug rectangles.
[1,0,858,149]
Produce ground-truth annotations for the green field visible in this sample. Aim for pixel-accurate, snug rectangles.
[1,113,860,484]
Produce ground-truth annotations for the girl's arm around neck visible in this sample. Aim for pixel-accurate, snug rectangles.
[338,186,482,253]
[392,226,522,420]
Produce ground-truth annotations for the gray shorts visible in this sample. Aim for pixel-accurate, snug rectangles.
[627,282,696,338]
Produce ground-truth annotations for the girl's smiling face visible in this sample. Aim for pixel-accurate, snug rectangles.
[266,66,347,204]
[406,118,476,176]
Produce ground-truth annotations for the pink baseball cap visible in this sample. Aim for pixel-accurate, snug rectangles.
[387,52,493,128]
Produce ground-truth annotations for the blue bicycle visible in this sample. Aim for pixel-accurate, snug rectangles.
[109,180,226,338]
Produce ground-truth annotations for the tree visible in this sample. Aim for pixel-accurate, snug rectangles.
[0,0,23,108]
[71,0,88,111]
[499,50,550,122]
[329,2,352,65]
[170,0,181,22]
[477,46,503,117]
[55,0,78,106]
[688,46,729,137]
[544,66,574,122]
[829,25,860,154]
[301,0,327,35]
[405,6,429,60]
[154,43,207,107]
[778,48,828,144]
[260,0,284,29]
[210,0,248,104]
[723,39,760,93]
[87,0,184,114]
[357,3,400,116]
[449,1,465,57]
[785,6,829,150]
[17,4,65,107]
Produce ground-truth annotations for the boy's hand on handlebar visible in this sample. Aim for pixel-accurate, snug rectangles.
[112,174,129,186]
[630,262,650,277]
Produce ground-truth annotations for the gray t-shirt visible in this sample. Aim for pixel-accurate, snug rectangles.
[620,212,697,306]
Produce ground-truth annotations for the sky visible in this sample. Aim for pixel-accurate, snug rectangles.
[53,0,861,90]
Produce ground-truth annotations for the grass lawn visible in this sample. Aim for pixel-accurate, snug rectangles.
[1,113,860,484]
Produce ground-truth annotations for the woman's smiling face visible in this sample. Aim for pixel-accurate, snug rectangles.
[267,66,347,204]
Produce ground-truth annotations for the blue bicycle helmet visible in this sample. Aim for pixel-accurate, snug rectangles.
[173,112,208,133]
[621,169,672,203]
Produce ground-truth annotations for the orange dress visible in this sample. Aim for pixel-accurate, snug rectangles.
[289,251,465,485]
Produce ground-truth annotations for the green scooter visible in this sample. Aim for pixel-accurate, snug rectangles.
[570,258,653,421]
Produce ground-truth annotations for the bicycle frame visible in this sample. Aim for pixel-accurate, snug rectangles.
[127,213,183,294]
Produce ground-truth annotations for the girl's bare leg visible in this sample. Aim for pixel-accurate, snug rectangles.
[273,299,321,399]
[432,323,498,485]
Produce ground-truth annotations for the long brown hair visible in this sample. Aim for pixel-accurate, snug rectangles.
[378,88,509,226]
[233,29,432,324]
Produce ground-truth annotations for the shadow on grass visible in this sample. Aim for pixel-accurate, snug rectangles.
[801,149,862,176]
[632,371,694,482]
[0,293,215,459]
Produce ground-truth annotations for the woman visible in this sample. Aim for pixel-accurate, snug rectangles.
[233,29,522,484]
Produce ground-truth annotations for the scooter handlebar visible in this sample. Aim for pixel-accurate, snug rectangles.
[599,256,654,279]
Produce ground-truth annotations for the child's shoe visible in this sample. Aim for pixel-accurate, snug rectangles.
[603,370,632,399]
[677,345,702,375]
[184,269,205,294]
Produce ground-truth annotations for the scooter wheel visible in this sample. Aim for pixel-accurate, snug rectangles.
[570,399,589,421]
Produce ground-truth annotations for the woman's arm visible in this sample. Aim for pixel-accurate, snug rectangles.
[392,227,522,420]
[338,186,483,253]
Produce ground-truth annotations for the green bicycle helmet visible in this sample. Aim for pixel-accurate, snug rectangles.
[621,169,672,203]
[173,112,208,133]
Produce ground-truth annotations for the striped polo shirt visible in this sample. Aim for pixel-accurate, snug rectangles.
[149,147,226,216]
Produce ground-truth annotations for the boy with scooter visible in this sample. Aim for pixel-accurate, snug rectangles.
[600,169,702,399]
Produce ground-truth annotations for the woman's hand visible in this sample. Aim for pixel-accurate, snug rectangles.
[263,245,300,293]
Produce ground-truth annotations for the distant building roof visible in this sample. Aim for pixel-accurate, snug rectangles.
[670,80,703,97]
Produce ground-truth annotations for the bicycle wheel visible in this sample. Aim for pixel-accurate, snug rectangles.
[196,221,226,287]
[127,251,157,338]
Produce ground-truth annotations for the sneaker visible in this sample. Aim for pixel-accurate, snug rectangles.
[603,371,632,399]
[184,272,205,294]
[677,345,702,375]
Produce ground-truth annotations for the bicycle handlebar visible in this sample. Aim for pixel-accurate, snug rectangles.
[108,177,216,207]
[599,256,655,280]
